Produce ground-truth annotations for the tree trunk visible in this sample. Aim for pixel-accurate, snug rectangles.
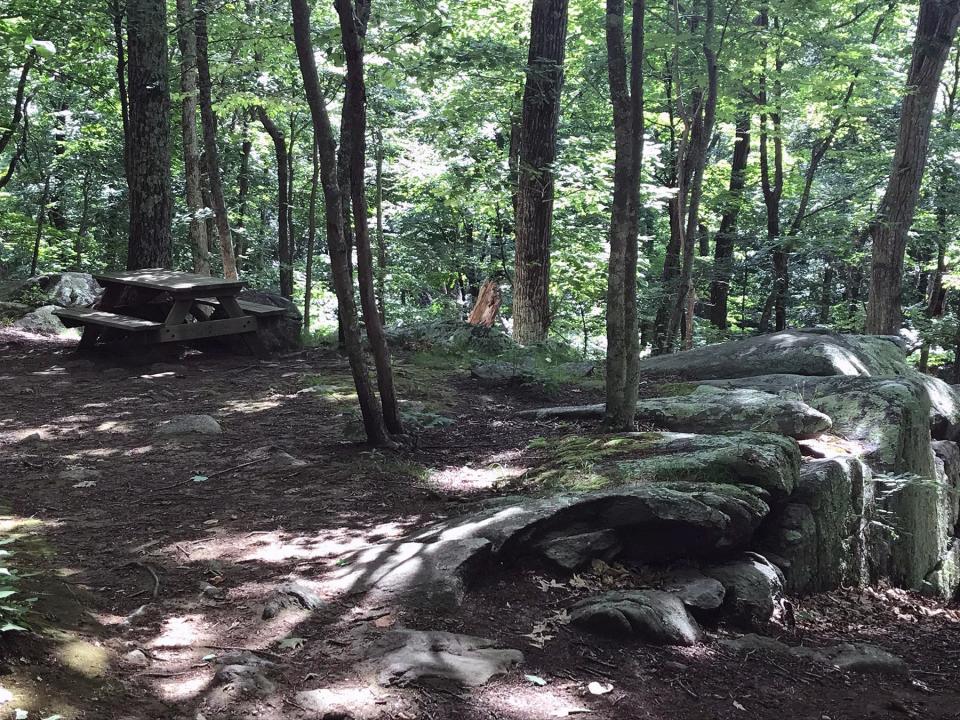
[304,132,320,333]
[125,0,173,270]
[467,279,503,327]
[176,0,210,276]
[31,175,50,275]
[604,0,644,430]
[236,119,252,266]
[663,0,717,352]
[195,0,239,279]
[374,127,387,322]
[255,106,293,298]
[866,0,960,334]
[108,1,131,186]
[513,0,569,344]
[709,111,750,329]
[336,0,403,436]
[291,0,390,446]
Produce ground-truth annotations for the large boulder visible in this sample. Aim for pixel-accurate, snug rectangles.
[703,554,785,628]
[569,590,702,645]
[417,481,771,570]
[763,458,871,593]
[13,305,69,335]
[637,330,907,381]
[1,272,101,308]
[519,432,800,501]
[237,289,302,352]
[517,386,832,440]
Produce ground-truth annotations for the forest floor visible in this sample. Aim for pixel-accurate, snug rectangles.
[1,327,960,720]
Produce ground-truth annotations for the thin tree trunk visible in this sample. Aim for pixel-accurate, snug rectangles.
[255,106,293,298]
[291,0,390,446]
[513,0,569,344]
[709,110,750,329]
[31,176,50,276]
[374,127,387,322]
[236,119,252,266]
[176,0,210,276]
[108,1,131,186]
[304,132,320,333]
[125,0,173,269]
[604,0,644,430]
[866,0,960,334]
[336,0,403,436]
[195,0,238,279]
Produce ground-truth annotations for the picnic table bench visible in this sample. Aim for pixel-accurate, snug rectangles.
[54,269,275,356]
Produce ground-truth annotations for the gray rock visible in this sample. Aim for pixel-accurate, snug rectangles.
[637,330,907,381]
[816,642,908,676]
[1,272,102,308]
[212,653,277,697]
[262,580,327,619]
[13,305,68,335]
[59,466,102,483]
[517,387,832,440]
[569,590,702,645]
[237,289,302,353]
[661,569,726,612]
[333,538,491,612]
[720,634,907,676]
[420,481,770,566]
[535,530,621,571]
[704,554,784,628]
[922,539,960,600]
[156,414,222,436]
[123,648,150,667]
[559,361,596,377]
[470,360,534,384]
[0,301,31,319]
[764,458,870,594]
[371,629,522,687]
[932,440,960,533]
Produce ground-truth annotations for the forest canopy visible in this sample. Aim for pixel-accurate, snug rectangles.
[2,0,960,376]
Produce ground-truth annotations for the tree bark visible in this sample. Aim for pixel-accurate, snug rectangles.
[304,132,320,333]
[374,127,387,322]
[255,106,293,298]
[336,0,403,436]
[125,0,173,269]
[513,0,569,344]
[866,0,960,334]
[176,0,210,276]
[195,0,239,279]
[604,0,644,430]
[709,110,750,329]
[291,0,390,446]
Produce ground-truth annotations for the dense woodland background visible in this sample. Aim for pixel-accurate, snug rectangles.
[2,0,960,369]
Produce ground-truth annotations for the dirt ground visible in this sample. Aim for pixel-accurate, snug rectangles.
[1,328,959,720]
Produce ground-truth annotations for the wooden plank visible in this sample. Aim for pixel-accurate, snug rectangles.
[196,297,286,317]
[95,268,245,293]
[156,316,256,343]
[54,307,163,332]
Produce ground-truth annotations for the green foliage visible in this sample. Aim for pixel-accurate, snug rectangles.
[0,536,33,633]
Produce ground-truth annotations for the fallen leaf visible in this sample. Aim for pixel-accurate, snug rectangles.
[587,681,613,695]
[72,481,96,488]
[524,674,548,686]
[374,613,396,628]
[191,474,208,483]
[733,701,747,711]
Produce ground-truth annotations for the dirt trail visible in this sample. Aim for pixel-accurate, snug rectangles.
[1,329,959,720]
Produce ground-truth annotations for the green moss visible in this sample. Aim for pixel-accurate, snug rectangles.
[656,382,701,397]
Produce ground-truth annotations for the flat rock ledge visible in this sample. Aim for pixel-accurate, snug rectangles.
[517,386,832,440]
[369,629,523,687]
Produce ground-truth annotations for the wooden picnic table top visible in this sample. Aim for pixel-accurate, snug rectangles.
[94,268,246,294]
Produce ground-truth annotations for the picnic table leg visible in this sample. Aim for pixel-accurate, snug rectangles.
[218,295,269,358]
[78,284,123,351]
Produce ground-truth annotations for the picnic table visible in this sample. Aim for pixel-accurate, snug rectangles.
[53,269,282,356]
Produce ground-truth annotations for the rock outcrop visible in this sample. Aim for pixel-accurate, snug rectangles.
[517,386,832,440]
